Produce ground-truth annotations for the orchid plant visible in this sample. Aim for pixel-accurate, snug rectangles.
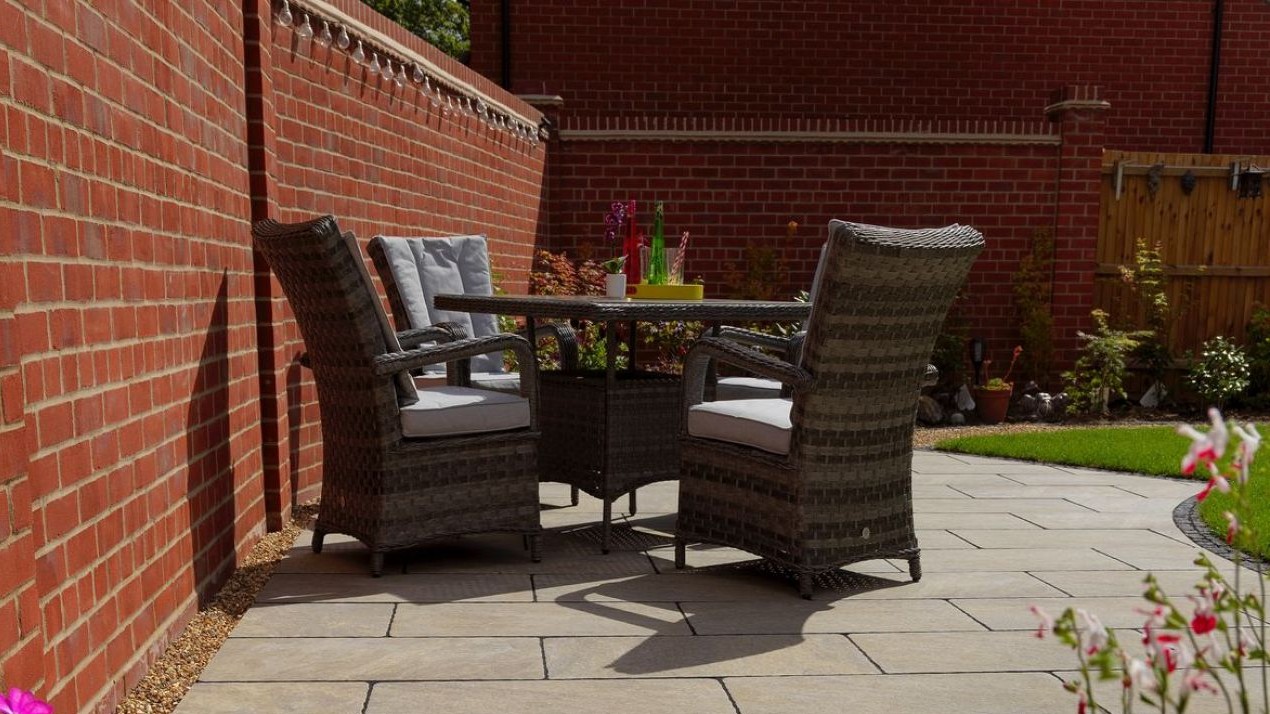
[0,688,51,714]
[602,202,628,274]
[1034,408,1265,713]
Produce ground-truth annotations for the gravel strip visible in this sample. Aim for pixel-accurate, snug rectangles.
[116,504,317,714]
[913,421,1091,449]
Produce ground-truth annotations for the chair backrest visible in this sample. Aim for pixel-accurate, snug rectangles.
[252,216,415,446]
[369,234,504,374]
[790,220,983,464]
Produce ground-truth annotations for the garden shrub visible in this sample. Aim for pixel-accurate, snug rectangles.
[1244,305,1270,407]
[1117,238,1175,387]
[1187,336,1250,409]
[1062,309,1152,416]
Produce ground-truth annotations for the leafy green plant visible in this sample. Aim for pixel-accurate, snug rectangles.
[359,0,470,59]
[1063,309,1153,416]
[1187,336,1251,409]
[1012,229,1055,384]
[1244,306,1270,406]
[721,243,789,301]
[1119,238,1174,385]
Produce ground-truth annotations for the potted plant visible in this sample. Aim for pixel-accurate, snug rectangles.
[601,255,627,297]
[602,202,630,297]
[974,345,1021,424]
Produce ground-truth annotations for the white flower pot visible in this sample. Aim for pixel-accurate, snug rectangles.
[605,273,627,298]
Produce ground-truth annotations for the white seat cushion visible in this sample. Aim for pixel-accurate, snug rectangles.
[414,372,522,393]
[715,376,782,400]
[687,399,792,455]
[400,386,530,438]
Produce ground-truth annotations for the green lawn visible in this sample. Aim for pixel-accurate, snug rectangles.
[935,425,1270,559]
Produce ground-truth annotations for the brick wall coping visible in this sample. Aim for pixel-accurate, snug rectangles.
[557,116,1059,145]
[302,0,542,127]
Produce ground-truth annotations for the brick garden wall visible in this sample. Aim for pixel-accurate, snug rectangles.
[0,1,545,712]
[472,0,1270,155]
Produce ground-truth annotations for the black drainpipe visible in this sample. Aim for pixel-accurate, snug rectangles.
[500,0,511,89]
[1203,0,1224,153]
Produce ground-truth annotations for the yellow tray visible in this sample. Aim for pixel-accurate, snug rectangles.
[629,283,704,300]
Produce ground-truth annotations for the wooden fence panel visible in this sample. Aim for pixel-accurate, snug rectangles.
[1097,150,1270,359]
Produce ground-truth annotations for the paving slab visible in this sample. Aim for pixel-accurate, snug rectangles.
[401,533,655,576]
[683,599,984,635]
[1030,570,1203,597]
[951,528,1187,550]
[368,679,736,714]
[535,572,802,602]
[915,498,1093,513]
[951,485,1141,500]
[200,637,544,681]
[852,631,1077,673]
[837,571,1067,600]
[231,603,394,638]
[911,529,977,549]
[908,547,1133,572]
[913,512,1041,530]
[1016,511,1181,530]
[174,683,369,714]
[255,573,535,603]
[1064,496,1187,514]
[1094,543,1206,570]
[724,673,1072,714]
[544,634,878,678]
[952,596,1156,630]
[390,602,691,637]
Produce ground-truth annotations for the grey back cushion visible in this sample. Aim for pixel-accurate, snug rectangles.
[374,234,504,374]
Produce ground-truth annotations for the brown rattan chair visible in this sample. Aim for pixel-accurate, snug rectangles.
[674,220,984,597]
[253,216,543,576]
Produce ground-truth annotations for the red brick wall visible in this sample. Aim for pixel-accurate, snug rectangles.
[0,1,545,712]
[547,132,1065,360]
[0,1,258,711]
[473,0,1270,154]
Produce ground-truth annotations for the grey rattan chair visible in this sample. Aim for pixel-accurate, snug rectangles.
[253,216,543,576]
[674,220,984,597]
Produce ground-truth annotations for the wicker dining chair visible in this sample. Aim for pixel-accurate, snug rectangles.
[253,215,543,576]
[367,234,578,391]
[674,220,984,597]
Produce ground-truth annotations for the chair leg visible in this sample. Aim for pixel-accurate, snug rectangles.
[528,533,542,563]
[908,555,922,582]
[628,490,637,516]
[601,499,612,554]
[370,552,385,578]
[311,529,326,554]
[570,486,579,507]
[674,538,686,569]
[798,573,814,600]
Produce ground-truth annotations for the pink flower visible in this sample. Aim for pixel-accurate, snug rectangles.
[0,689,51,714]
[1190,610,1217,635]
[1178,409,1228,476]
[1195,472,1230,501]
[1030,604,1053,639]
[1181,671,1219,697]
[1077,609,1108,654]
[1225,511,1239,545]
[1126,657,1156,692]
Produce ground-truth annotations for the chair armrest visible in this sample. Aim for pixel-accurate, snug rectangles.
[716,326,795,354]
[397,322,464,349]
[524,321,579,371]
[374,334,540,425]
[683,337,812,411]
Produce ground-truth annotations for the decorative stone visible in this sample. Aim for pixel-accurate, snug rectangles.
[1022,381,1041,395]
[1139,381,1166,409]
[1047,393,1068,420]
[1015,394,1038,419]
[1034,393,1053,420]
[947,412,966,425]
[955,385,976,412]
[917,396,943,425]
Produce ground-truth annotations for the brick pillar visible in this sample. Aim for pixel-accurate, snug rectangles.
[1046,86,1109,370]
[0,268,46,696]
[243,0,291,530]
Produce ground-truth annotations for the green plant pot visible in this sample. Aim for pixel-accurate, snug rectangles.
[974,387,1012,425]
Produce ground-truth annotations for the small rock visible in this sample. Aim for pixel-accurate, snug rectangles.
[955,384,976,411]
[916,395,943,425]
[1140,381,1166,409]
[947,411,966,425]
[1016,394,1039,417]
[1023,380,1041,395]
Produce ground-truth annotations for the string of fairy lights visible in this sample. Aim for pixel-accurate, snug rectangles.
[273,0,548,148]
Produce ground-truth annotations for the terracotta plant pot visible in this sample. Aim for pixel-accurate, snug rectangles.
[974,386,1012,424]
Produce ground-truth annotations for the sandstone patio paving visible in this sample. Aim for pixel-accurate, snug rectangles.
[184,452,1239,713]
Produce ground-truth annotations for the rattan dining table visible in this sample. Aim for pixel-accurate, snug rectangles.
[433,293,811,551]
